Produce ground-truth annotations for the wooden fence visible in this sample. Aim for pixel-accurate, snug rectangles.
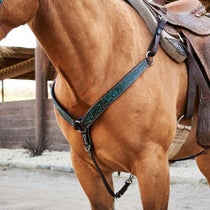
[0,99,69,151]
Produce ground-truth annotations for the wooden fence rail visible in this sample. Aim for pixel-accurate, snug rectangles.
[0,99,69,151]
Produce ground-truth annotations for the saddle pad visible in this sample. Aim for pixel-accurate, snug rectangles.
[126,0,186,62]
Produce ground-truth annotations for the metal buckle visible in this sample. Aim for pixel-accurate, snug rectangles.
[74,119,86,133]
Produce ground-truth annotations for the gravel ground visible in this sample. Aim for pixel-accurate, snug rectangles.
[0,148,207,183]
[0,149,209,210]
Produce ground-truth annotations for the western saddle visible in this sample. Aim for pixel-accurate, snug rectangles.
[126,0,210,148]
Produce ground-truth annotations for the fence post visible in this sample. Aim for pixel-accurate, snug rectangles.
[35,42,48,154]
[1,80,4,102]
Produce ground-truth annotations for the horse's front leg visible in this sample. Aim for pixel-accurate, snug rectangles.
[71,150,115,210]
[134,144,170,210]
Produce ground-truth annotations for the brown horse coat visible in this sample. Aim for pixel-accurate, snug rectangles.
[0,1,209,210]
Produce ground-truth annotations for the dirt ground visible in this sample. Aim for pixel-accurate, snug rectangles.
[0,167,209,210]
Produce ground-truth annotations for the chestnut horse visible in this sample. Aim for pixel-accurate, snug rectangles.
[0,0,209,209]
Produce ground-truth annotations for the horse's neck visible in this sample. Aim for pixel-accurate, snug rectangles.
[31,0,151,105]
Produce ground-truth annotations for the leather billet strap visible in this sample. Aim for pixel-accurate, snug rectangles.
[184,68,197,119]
[51,16,167,198]
[147,16,167,57]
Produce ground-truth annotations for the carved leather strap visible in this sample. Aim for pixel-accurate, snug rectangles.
[51,58,150,132]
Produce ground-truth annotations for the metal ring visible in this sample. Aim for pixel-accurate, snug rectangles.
[146,51,154,66]
[0,0,4,6]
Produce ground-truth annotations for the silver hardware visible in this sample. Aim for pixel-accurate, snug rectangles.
[126,174,134,184]
[146,51,154,66]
